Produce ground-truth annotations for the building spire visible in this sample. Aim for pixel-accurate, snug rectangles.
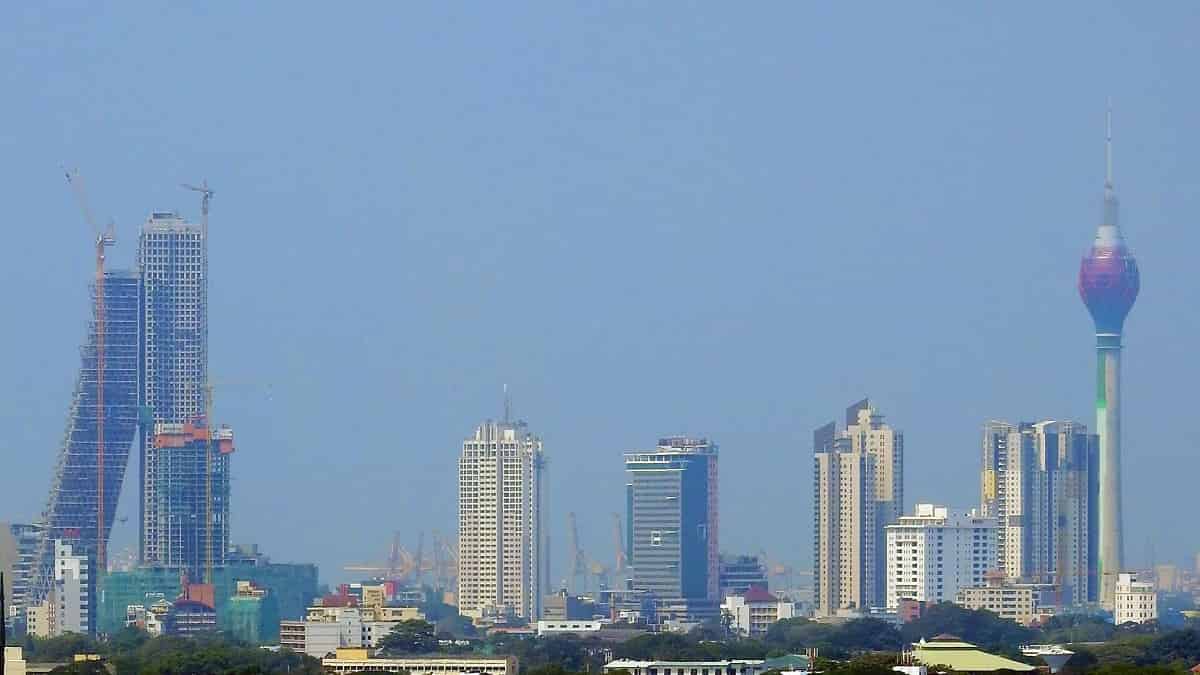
[1103,100,1119,226]
[503,383,511,423]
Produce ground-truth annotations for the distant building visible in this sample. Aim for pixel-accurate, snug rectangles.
[457,415,545,622]
[322,649,516,675]
[718,554,768,598]
[955,573,1056,626]
[542,589,593,620]
[278,599,425,658]
[721,587,795,638]
[885,504,997,609]
[604,657,787,675]
[1114,573,1157,625]
[166,599,217,636]
[150,421,235,581]
[31,269,140,603]
[1154,564,1180,594]
[980,420,1096,605]
[140,212,209,569]
[2,522,43,629]
[626,437,719,623]
[125,597,171,637]
[813,415,875,616]
[27,540,94,637]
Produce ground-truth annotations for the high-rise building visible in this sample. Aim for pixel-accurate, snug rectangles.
[884,504,997,609]
[980,420,1097,605]
[625,437,719,622]
[843,399,903,605]
[31,270,140,602]
[812,400,902,614]
[148,422,235,581]
[139,212,208,567]
[457,416,545,622]
[27,540,94,638]
[1078,109,1139,607]
[813,421,875,615]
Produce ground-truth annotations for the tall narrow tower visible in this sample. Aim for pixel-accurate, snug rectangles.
[1078,107,1140,607]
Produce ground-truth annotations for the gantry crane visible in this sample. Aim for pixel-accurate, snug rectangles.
[64,168,116,574]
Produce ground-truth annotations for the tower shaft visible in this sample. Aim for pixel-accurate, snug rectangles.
[1096,336,1123,605]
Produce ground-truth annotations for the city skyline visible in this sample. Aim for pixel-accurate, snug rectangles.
[2,3,1198,588]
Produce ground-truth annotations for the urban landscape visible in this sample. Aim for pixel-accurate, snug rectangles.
[3,4,1200,675]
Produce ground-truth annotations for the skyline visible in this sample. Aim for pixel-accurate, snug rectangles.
[3,3,1200,587]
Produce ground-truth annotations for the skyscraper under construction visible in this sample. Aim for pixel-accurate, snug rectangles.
[138,212,210,571]
[32,270,141,602]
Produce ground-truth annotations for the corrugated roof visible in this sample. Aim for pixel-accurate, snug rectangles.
[913,640,1036,672]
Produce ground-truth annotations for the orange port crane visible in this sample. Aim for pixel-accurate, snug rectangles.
[64,168,116,574]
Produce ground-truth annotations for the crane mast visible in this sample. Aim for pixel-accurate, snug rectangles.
[64,168,115,574]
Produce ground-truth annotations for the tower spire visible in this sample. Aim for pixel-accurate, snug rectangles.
[503,384,511,423]
[1103,101,1119,226]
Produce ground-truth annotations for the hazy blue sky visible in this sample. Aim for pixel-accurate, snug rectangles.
[2,3,1199,586]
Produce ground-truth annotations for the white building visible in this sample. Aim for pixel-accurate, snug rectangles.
[1114,573,1157,625]
[721,588,796,638]
[458,416,545,622]
[885,504,997,609]
[26,540,92,637]
[278,603,425,658]
[322,649,516,675]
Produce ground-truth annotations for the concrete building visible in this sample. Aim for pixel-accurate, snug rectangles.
[844,399,904,606]
[956,573,1056,626]
[542,589,593,620]
[1114,573,1157,625]
[457,415,545,623]
[278,601,425,658]
[885,504,997,609]
[148,421,235,581]
[625,437,719,622]
[980,420,1096,605]
[139,212,209,568]
[718,554,768,598]
[2,522,44,629]
[165,598,217,636]
[321,649,517,675]
[604,658,780,675]
[52,540,92,635]
[721,587,796,638]
[1078,110,1139,607]
[4,646,27,675]
[813,417,876,616]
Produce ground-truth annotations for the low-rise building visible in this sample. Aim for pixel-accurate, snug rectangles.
[166,599,217,636]
[910,635,1035,672]
[955,573,1054,626]
[321,648,516,674]
[721,588,796,638]
[1114,573,1157,625]
[719,554,769,598]
[278,601,426,658]
[4,646,27,675]
[603,658,774,675]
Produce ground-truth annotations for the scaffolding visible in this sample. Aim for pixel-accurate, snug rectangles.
[32,271,141,603]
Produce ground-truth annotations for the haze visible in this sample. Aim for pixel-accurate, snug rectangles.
[2,2,1198,585]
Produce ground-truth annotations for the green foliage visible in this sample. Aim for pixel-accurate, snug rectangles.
[1040,614,1118,644]
[900,602,1035,654]
[378,619,439,655]
[26,633,103,662]
[763,618,901,659]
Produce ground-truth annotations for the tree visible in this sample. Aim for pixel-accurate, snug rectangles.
[379,619,439,655]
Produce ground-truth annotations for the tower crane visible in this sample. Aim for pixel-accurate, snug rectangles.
[181,180,213,235]
[64,167,116,574]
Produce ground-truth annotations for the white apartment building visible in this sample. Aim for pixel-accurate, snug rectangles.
[956,573,1055,626]
[885,504,997,609]
[458,417,545,622]
[1114,573,1157,625]
[278,604,425,658]
[27,540,92,637]
[721,588,796,638]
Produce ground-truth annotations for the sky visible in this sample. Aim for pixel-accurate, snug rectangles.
[2,2,1199,587]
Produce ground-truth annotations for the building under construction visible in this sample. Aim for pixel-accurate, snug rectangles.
[150,421,234,581]
[31,270,141,603]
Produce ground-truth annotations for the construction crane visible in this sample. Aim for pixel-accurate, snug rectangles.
[612,512,627,575]
[181,180,213,235]
[567,513,589,592]
[180,181,217,583]
[64,168,116,574]
[344,531,419,581]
